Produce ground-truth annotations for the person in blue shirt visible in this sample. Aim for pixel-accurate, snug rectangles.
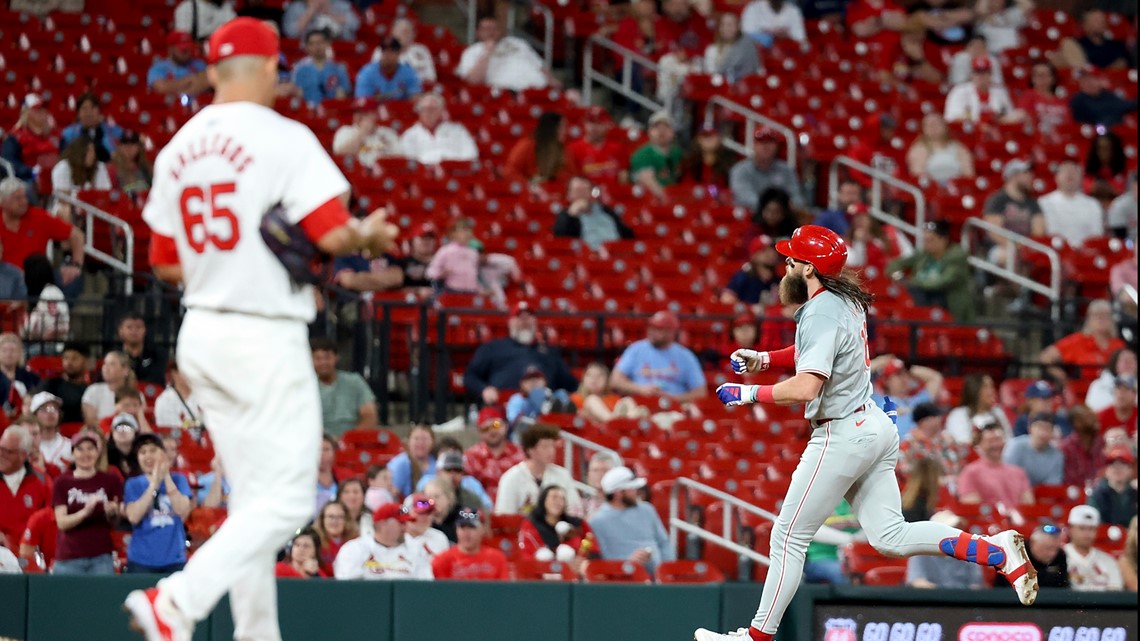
[610,311,708,401]
[123,433,193,574]
[870,355,944,439]
[721,234,781,307]
[354,37,422,101]
[147,31,209,98]
[59,93,122,162]
[292,28,352,105]
[813,180,866,237]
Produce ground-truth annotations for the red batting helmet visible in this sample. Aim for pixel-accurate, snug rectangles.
[775,225,848,277]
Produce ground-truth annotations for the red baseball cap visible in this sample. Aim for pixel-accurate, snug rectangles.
[847,202,869,216]
[732,313,755,328]
[1107,446,1135,465]
[971,56,993,73]
[477,406,505,426]
[373,502,414,523]
[520,365,546,382]
[167,31,195,53]
[747,234,773,256]
[510,301,533,318]
[753,127,780,143]
[648,310,679,330]
[412,222,437,238]
[208,17,279,65]
[881,358,906,379]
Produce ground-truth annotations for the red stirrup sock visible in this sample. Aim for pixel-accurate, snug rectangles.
[749,628,774,641]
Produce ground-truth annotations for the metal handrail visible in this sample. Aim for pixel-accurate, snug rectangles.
[668,477,857,570]
[582,34,665,114]
[458,0,477,44]
[53,191,135,294]
[0,158,14,179]
[961,216,1062,320]
[705,96,797,169]
[828,155,928,251]
[508,2,554,68]
[561,430,622,477]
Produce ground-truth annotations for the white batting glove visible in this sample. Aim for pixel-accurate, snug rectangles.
[730,349,770,374]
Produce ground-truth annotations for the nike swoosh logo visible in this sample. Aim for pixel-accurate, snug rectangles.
[855,420,866,427]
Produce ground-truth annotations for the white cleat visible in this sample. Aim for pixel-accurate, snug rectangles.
[123,588,194,641]
[988,529,1039,605]
[695,628,752,641]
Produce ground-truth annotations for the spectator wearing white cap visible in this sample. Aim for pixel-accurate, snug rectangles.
[1002,413,1065,487]
[1088,446,1137,527]
[494,424,580,516]
[333,503,433,580]
[1065,505,1124,591]
[30,391,71,467]
[610,311,707,402]
[588,466,674,574]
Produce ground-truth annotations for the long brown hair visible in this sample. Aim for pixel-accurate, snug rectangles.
[60,136,99,188]
[110,141,153,189]
[533,112,565,181]
[312,500,358,548]
[817,269,874,313]
[901,457,941,513]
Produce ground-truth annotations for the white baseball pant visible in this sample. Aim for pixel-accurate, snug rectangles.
[159,309,320,641]
[751,404,964,634]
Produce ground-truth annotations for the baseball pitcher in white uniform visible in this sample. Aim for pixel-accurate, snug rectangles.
[124,18,397,641]
[695,226,1037,641]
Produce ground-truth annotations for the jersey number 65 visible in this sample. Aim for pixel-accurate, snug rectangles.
[180,183,240,253]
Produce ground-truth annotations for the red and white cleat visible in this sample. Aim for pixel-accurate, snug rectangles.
[695,628,753,641]
[988,530,1039,605]
[124,588,193,641]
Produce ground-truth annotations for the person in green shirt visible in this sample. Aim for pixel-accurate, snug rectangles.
[311,338,378,437]
[804,500,860,584]
[886,220,977,322]
[629,110,684,199]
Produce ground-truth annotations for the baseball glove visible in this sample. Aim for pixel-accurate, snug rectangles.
[259,203,331,289]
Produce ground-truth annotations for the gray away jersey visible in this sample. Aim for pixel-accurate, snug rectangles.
[793,289,874,420]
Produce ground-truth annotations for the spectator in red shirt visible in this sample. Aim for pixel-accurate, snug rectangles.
[847,0,905,55]
[0,424,51,551]
[1015,62,1072,135]
[0,94,60,187]
[567,107,626,191]
[1061,404,1105,488]
[430,508,510,580]
[957,421,1034,506]
[1097,376,1137,438]
[275,528,329,578]
[0,177,85,287]
[504,112,581,186]
[19,504,57,572]
[464,407,524,500]
[846,114,904,190]
[654,0,713,57]
[1041,300,1127,380]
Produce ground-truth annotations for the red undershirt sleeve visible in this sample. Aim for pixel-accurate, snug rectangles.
[149,233,179,267]
[297,196,352,244]
[769,345,796,368]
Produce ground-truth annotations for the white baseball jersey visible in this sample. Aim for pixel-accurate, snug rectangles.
[404,527,451,565]
[332,536,434,580]
[793,289,873,420]
[142,101,350,322]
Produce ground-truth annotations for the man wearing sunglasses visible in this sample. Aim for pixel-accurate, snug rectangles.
[464,408,524,501]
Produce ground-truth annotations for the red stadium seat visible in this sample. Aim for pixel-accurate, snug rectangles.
[511,559,578,581]
[582,560,652,583]
[862,565,907,586]
[656,560,726,584]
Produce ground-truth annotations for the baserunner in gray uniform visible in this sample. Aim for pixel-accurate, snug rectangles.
[695,226,1037,641]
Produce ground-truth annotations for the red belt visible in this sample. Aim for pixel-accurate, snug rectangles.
[812,404,866,427]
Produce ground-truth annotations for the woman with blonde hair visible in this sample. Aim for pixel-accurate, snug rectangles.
[80,350,137,426]
[1,94,59,185]
[905,113,975,185]
[108,130,152,193]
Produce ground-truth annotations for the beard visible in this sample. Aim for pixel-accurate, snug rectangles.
[620,494,638,508]
[512,328,536,345]
[779,272,809,306]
